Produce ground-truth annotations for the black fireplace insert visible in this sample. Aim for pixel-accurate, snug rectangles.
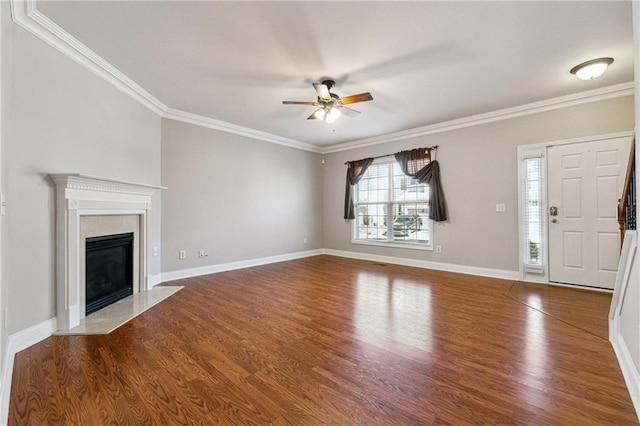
[85,232,134,315]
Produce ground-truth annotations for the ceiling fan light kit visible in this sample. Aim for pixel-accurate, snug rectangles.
[570,57,614,80]
[283,79,373,123]
[313,106,341,123]
[312,108,326,121]
[326,107,341,123]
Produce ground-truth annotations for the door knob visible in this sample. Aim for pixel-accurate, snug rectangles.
[551,218,557,223]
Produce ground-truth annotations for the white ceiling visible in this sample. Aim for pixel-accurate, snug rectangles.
[35,1,634,149]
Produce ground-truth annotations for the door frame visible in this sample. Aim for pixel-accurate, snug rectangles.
[517,131,633,289]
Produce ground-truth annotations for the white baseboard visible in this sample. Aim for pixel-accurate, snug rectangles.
[322,249,520,280]
[161,249,324,282]
[147,273,163,288]
[161,248,519,284]
[610,331,640,422]
[1,318,57,425]
[609,231,640,421]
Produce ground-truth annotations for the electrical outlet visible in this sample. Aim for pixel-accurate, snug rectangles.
[496,203,506,212]
[152,247,159,257]
[303,237,308,244]
[179,250,186,259]
[436,245,442,253]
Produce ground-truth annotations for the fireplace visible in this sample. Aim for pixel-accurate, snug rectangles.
[50,174,164,331]
[86,232,134,315]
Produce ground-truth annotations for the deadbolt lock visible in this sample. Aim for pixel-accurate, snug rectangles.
[550,206,558,216]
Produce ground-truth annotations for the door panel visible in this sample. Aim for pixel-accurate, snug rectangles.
[562,231,583,268]
[598,232,620,271]
[547,137,631,289]
[597,175,618,218]
[562,178,582,217]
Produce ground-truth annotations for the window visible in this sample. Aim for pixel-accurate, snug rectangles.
[521,153,545,272]
[353,160,432,249]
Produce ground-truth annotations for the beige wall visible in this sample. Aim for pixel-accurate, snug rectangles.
[1,12,162,335]
[161,119,323,273]
[322,96,635,273]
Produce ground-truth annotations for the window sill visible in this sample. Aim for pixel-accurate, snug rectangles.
[524,265,545,275]
[351,239,433,251]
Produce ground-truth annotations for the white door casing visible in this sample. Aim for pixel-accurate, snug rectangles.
[547,136,631,289]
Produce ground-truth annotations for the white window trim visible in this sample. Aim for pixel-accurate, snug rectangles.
[518,146,546,280]
[516,131,633,284]
[352,238,434,251]
[350,157,433,250]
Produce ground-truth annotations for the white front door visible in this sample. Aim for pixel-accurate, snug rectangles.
[547,136,631,289]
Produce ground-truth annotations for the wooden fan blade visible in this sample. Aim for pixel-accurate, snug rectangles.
[339,106,361,118]
[340,92,373,105]
[313,83,331,100]
[283,101,318,105]
[307,108,323,120]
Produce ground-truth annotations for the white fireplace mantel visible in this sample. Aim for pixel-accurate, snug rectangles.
[50,174,165,331]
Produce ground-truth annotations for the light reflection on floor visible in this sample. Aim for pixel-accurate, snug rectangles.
[519,293,550,404]
[354,270,433,352]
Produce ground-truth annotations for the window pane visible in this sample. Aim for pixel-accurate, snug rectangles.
[391,203,430,244]
[523,157,544,266]
[358,163,389,203]
[392,163,428,202]
[356,204,388,241]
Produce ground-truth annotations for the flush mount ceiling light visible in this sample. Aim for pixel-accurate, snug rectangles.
[570,57,614,80]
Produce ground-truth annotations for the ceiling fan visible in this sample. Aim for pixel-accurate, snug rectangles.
[282,80,373,123]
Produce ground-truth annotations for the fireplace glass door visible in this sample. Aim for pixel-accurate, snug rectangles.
[85,232,134,315]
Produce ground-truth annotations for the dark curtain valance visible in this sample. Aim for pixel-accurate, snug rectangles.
[395,148,447,222]
[344,158,374,219]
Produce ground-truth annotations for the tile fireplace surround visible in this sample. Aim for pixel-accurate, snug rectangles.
[50,174,164,331]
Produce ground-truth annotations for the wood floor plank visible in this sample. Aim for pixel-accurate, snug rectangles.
[9,255,639,424]
[506,281,612,339]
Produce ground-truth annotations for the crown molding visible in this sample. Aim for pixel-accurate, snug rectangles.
[322,81,635,154]
[9,0,635,157]
[10,0,167,116]
[163,108,322,153]
[10,0,319,153]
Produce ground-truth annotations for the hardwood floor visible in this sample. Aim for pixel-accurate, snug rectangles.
[9,256,638,424]
[505,281,613,340]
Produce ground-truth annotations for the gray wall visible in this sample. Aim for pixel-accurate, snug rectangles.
[322,96,634,273]
[1,12,162,335]
[161,119,323,273]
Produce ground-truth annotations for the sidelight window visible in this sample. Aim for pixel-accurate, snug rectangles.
[521,152,545,272]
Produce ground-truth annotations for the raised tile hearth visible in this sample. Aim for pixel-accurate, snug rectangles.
[54,286,182,335]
